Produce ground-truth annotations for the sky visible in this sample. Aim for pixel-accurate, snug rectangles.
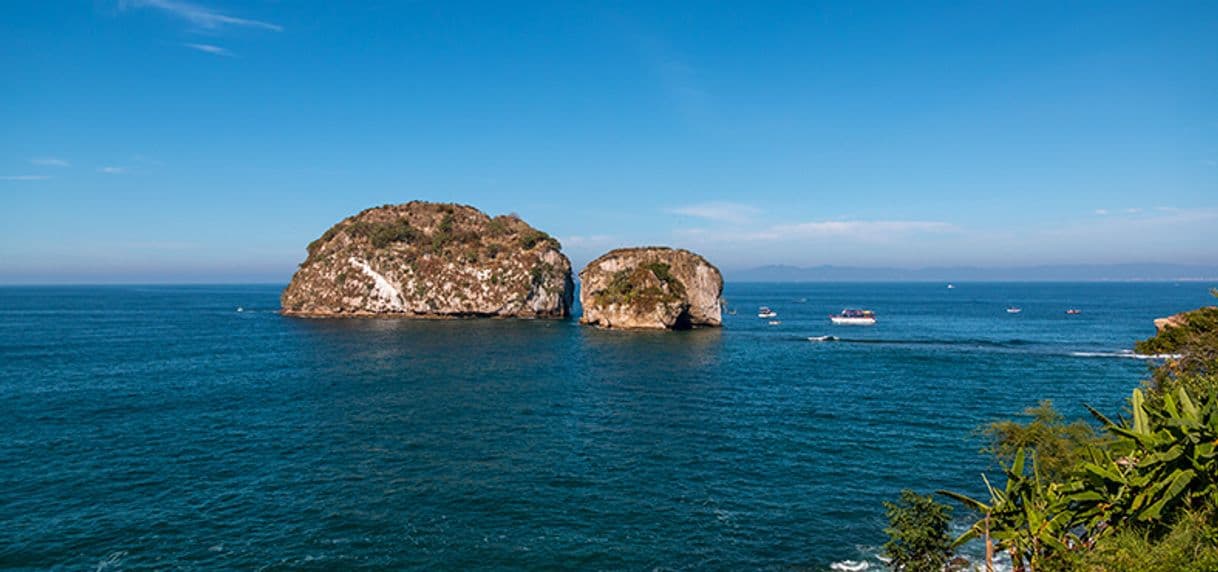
[1,1,1216,283]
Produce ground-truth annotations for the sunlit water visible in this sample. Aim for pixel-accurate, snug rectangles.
[1,282,1213,569]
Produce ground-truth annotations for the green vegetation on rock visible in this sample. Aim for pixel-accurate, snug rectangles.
[592,262,686,308]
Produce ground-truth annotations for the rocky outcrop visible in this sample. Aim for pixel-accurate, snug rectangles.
[579,247,723,330]
[1153,308,1217,332]
[281,202,573,318]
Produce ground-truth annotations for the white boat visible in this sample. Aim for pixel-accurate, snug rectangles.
[830,308,876,325]
[758,306,777,319]
[947,283,955,289]
[1007,307,1022,314]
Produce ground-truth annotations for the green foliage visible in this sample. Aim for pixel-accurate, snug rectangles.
[1085,510,1218,572]
[984,400,1100,481]
[1073,386,1218,529]
[307,225,341,256]
[430,213,454,252]
[931,300,1218,571]
[883,490,953,571]
[348,218,418,249]
[530,263,553,287]
[1137,293,1218,397]
[941,384,1218,571]
[939,449,1079,572]
[519,229,556,250]
[487,216,511,237]
[592,263,686,308]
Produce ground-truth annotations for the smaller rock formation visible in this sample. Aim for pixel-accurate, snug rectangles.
[579,247,723,330]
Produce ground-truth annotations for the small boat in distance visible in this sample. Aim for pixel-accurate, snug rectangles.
[1006,307,1022,314]
[947,283,955,289]
[1066,309,1082,315]
[758,306,777,319]
[830,309,876,325]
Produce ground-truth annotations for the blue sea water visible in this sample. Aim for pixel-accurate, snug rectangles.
[1,282,1213,570]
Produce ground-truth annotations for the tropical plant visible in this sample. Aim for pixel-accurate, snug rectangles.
[883,489,953,571]
[940,450,1078,572]
[1072,387,1218,531]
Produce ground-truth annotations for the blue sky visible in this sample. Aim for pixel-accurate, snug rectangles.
[2,1,1215,282]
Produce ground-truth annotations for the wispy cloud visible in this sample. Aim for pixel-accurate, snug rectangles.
[755,220,957,241]
[1,175,50,181]
[668,201,761,224]
[29,157,69,167]
[677,219,957,243]
[98,166,127,174]
[120,0,282,32]
[1094,208,1110,215]
[183,43,233,56]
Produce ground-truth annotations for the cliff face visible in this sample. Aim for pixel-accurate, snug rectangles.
[281,202,573,318]
[579,247,723,330]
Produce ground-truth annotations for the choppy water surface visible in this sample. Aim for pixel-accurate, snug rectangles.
[1,282,1213,569]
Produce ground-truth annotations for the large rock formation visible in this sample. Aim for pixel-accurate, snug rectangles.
[579,247,723,330]
[282,202,574,318]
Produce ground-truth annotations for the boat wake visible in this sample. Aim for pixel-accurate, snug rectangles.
[802,336,1040,349]
[800,336,1180,360]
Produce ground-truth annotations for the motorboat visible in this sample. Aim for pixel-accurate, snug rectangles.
[1007,307,1023,314]
[1066,309,1082,315]
[758,306,777,319]
[830,308,876,325]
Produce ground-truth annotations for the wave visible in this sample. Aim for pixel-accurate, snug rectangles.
[829,561,871,571]
[802,336,1040,349]
[1069,350,1182,360]
[801,336,1181,361]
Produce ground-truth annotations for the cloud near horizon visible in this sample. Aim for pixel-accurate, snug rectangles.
[98,166,127,174]
[675,218,956,241]
[120,0,282,32]
[668,201,761,224]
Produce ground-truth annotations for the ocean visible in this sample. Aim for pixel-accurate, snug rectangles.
[1,282,1213,570]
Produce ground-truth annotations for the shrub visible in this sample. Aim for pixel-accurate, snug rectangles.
[519,229,556,250]
[430,213,455,253]
[883,490,953,572]
[592,263,685,308]
[983,400,1099,480]
[487,217,510,237]
[347,218,418,249]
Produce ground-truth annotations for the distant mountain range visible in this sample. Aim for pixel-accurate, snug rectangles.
[727,263,1218,282]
